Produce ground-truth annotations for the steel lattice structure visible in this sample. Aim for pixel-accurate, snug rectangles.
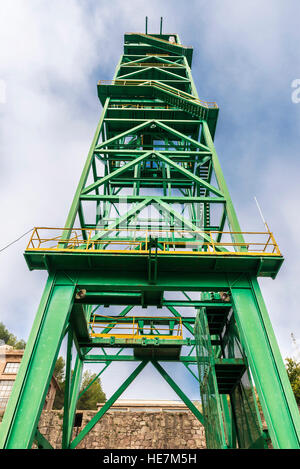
[1,29,299,450]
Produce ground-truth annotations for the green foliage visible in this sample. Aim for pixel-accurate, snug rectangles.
[52,358,106,410]
[77,370,106,410]
[285,357,300,406]
[53,356,65,383]
[0,322,26,349]
[53,381,66,410]
[52,356,66,410]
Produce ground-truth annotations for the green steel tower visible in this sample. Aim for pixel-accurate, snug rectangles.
[1,29,299,450]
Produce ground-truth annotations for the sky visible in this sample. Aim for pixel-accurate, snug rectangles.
[0,0,300,403]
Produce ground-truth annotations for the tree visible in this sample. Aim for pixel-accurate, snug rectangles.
[52,359,106,410]
[77,370,106,410]
[52,356,66,410]
[0,322,26,349]
[285,357,300,406]
[53,356,65,383]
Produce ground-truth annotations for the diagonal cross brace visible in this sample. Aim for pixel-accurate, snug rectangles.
[153,197,227,251]
[151,360,204,424]
[154,120,211,153]
[94,120,155,151]
[155,150,223,197]
[88,198,152,243]
[82,150,153,195]
[69,360,149,449]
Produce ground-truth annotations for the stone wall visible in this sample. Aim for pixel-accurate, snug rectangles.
[37,410,206,449]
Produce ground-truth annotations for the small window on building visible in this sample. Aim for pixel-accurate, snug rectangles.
[4,362,20,374]
[0,380,14,410]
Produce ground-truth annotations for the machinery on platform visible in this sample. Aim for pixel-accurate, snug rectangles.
[1,26,299,449]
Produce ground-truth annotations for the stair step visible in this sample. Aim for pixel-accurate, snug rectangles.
[215,362,246,394]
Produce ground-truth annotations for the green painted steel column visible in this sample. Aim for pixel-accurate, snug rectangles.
[65,354,84,446]
[0,277,76,449]
[0,274,55,449]
[231,278,300,449]
[63,97,110,236]
[64,305,93,447]
[221,394,237,448]
[62,327,74,449]
[201,120,245,247]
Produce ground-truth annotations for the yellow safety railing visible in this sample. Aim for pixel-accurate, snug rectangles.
[126,32,183,47]
[123,62,183,68]
[146,53,170,56]
[109,103,170,109]
[98,79,218,109]
[25,227,282,256]
[89,315,183,340]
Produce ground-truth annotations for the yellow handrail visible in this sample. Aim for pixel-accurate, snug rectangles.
[123,63,183,68]
[126,32,184,47]
[89,315,183,340]
[98,79,218,109]
[25,227,282,257]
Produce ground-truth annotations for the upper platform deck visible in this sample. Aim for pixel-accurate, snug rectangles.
[124,33,193,66]
[24,227,284,279]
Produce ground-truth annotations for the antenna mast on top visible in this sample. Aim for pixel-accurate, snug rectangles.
[145,16,163,35]
[254,196,269,231]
